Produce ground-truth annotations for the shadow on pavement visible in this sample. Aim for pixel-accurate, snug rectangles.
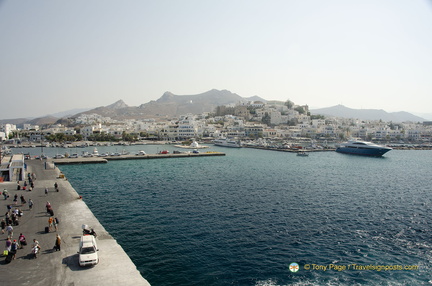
[62,254,92,271]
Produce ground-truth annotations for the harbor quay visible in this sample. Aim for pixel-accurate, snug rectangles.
[51,151,226,165]
[0,159,150,286]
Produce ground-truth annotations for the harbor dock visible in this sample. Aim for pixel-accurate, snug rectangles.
[52,151,226,165]
[0,159,151,286]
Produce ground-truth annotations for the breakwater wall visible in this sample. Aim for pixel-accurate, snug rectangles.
[52,152,225,165]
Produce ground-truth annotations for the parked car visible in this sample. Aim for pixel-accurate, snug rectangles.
[159,150,169,154]
[78,235,99,267]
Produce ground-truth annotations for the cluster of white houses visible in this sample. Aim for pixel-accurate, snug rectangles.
[1,101,432,143]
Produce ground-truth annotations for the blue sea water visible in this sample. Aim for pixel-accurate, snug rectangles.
[53,146,432,286]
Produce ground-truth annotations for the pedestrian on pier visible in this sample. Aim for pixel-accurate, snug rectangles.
[54,234,61,251]
[1,219,6,234]
[53,217,58,231]
[32,239,40,258]
[10,240,18,260]
[48,217,54,232]
[5,237,12,252]
[18,233,27,248]
[6,225,13,239]
[46,201,53,216]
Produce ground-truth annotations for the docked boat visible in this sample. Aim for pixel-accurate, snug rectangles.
[296,150,309,156]
[174,139,209,149]
[336,140,392,156]
[213,138,242,148]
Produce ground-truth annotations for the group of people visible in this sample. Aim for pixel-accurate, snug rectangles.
[2,172,62,262]
[47,216,58,232]
[17,173,36,192]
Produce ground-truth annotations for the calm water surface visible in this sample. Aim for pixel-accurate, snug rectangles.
[52,146,432,286]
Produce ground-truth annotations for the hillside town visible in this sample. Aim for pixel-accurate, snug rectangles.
[1,100,432,147]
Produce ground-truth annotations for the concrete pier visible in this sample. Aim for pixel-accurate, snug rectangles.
[52,151,226,165]
[0,159,150,286]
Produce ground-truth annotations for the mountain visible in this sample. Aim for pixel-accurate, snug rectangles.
[27,116,58,126]
[414,112,432,121]
[0,116,59,127]
[75,89,261,119]
[106,100,129,109]
[311,105,426,122]
[0,118,31,126]
[49,108,93,118]
[245,95,267,102]
[138,89,253,116]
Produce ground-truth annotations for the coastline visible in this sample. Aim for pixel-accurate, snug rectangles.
[0,159,150,286]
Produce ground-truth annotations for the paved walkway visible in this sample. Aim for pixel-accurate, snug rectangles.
[0,159,150,286]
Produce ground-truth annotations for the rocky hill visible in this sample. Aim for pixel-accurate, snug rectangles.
[2,91,426,125]
[77,89,265,119]
[311,105,426,122]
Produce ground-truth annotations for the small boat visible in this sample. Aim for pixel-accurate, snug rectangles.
[174,139,209,149]
[336,140,392,156]
[296,151,309,156]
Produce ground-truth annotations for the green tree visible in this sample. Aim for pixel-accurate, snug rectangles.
[262,112,271,125]
[294,106,305,114]
[285,99,294,109]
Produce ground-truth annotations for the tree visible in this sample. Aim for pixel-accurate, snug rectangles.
[294,106,305,115]
[310,115,325,120]
[262,112,271,126]
[285,99,294,109]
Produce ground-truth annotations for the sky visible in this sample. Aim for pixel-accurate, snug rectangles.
[1,0,431,119]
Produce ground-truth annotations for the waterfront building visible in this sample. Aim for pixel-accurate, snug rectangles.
[0,154,24,182]
[244,125,264,138]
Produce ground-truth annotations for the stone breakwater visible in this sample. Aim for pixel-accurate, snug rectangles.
[0,159,150,286]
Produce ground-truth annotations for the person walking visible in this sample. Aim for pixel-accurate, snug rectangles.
[5,237,12,252]
[28,199,34,210]
[10,240,18,260]
[54,234,61,251]
[20,195,26,205]
[3,189,9,200]
[18,233,27,248]
[48,217,54,232]
[53,217,58,232]
[32,239,40,258]
[6,224,13,239]
[46,201,51,215]
[1,219,6,234]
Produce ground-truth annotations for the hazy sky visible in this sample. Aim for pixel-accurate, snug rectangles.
[1,0,431,119]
